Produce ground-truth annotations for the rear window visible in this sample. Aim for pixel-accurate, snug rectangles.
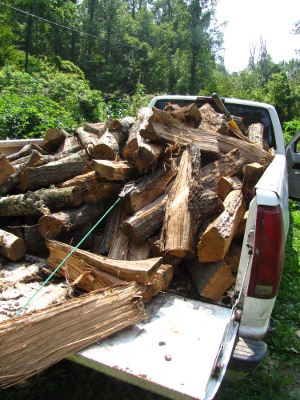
[153,98,276,149]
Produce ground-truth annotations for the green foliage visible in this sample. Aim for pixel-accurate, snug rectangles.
[283,119,300,145]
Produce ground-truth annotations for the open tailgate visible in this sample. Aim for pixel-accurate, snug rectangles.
[69,292,239,400]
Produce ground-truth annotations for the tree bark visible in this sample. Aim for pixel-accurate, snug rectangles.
[0,186,82,217]
[247,123,264,148]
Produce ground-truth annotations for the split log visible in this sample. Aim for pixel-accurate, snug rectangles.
[93,203,125,255]
[41,128,69,153]
[90,159,137,181]
[0,150,40,195]
[122,108,153,161]
[234,210,248,238]
[76,126,98,158]
[215,132,273,167]
[122,194,167,244]
[199,103,229,135]
[104,117,135,144]
[45,239,163,284]
[166,103,201,127]
[23,224,48,255]
[0,229,26,261]
[20,150,88,191]
[197,189,246,262]
[122,164,177,214]
[83,122,106,136]
[38,200,107,239]
[138,263,173,303]
[242,162,264,207]
[160,146,201,259]
[0,186,82,217]
[0,283,146,388]
[58,171,120,203]
[216,175,242,201]
[133,137,165,173]
[127,241,151,261]
[200,148,246,191]
[247,123,264,148]
[225,240,242,273]
[93,130,119,160]
[186,258,235,300]
[140,107,220,156]
[0,154,15,186]
[57,135,81,153]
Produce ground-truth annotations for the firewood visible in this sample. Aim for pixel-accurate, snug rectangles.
[38,200,107,239]
[122,108,153,161]
[160,146,201,259]
[242,162,264,207]
[23,224,48,255]
[45,239,163,284]
[122,194,167,244]
[0,283,146,388]
[56,221,95,250]
[93,203,125,255]
[216,176,242,201]
[225,240,242,273]
[215,132,273,167]
[186,258,235,300]
[197,189,246,262]
[57,135,81,153]
[0,154,15,186]
[138,263,173,302]
[247,123,264,148]
[76,126,98,158]
[200,148,246,191]
[122,164,177,214]
[6,143,48,163]
[41,128,69,153]
[0,150,40,195]
[58,171,121,203]
[140,107,220,156]
[127,241,151,261]
[90,159,137,181]
[20,150,88,191]
[133,137,165,173]
[166,103,201,127]
[0,186,82,217]
[34,145,82,166]
[199,103,229,135]
[0,229,26,261]
[83,122,106,136]
[234,210,248,238]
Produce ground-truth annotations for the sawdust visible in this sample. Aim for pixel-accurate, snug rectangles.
[0,254,70,322]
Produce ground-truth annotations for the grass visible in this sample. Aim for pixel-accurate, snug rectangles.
[1,200,299,400]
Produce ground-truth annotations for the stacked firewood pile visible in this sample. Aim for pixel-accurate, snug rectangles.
[0,102,274,302]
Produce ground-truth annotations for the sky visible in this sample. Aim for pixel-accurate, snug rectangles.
[215,0,300,72]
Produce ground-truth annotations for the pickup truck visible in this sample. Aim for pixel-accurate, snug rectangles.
[0,95,299,400]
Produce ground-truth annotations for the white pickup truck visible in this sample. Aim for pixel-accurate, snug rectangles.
[0,95,299,400]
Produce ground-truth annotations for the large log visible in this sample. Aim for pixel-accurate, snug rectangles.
[58,171,120,203]
[160,146,202,259]
[122,164,177,214]
[45,239,163,284]
[242,162,264,207]
[6,143,48,163]
[90,159,137,181]
[122,194,167,244]
[0,186,82,217]
[0,154,15,186]
[20,150,88,191]
[198,103,229,135]
[0,229,27,261]
[197,189,246,262]
[247,123,264,148]
[140,107,220,156]
[76,126,98,158]
[166,103,201,127]
[133,137,165,173]
[0,283,146,388]
[39,200,107,239]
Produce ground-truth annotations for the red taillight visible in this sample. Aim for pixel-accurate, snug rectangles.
[247,205,285,299]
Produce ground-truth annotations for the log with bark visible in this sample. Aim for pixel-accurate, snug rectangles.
[0,154,15,186]
[90,159,137,181]
[0,229,27,261]
[40,128,69,153]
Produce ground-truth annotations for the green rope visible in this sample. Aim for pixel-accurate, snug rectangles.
[15,196,121,318]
